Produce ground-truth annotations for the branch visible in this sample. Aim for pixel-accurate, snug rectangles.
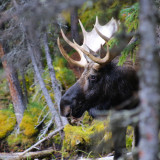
[38,117,53,140]
[20,126,64,156]
[77,152,133,160]
[0,149,55,160]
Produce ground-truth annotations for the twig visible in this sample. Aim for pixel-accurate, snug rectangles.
[20,126,64,156]
[38,117,54,140]
[35,110,49,128]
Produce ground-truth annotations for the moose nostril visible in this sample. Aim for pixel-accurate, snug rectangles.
[60,105,71,117]
[65,112,71,117]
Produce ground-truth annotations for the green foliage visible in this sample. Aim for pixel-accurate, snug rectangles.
[23,71,35,95]
[55,67,76,89]
[120,3,139,32]
[118,39,139,66]
[79,0,138,30]
[108,37,119,49]
[0,70,12,109]
[7,133,35,151]
[53,56,68,68]
[0,110,16,139]
[53,56,76,89]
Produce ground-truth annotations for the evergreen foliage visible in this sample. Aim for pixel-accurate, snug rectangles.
[120,2,139,32]
[118,2,139,65]
[118,39,139,66]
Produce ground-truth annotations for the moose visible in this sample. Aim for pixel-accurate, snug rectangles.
[57,17,139,159]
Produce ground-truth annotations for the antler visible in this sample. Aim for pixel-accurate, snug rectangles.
[57,29,87,68]
[74,17,120,65]
[57,16,120,67]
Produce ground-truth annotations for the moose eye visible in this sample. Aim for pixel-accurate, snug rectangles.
[90,75,97,82]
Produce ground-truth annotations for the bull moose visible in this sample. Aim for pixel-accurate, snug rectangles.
[57,17,139,159]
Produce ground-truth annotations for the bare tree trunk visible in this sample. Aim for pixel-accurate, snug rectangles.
[43,34,68,126]
[0,44,26,126]
[20,69,28,105]
[27,39,62,128]
[138,0,160,160]
[70,7,80,43]
[12,0,63,129]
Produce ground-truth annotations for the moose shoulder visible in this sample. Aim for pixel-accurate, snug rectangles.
[57,17,139,159]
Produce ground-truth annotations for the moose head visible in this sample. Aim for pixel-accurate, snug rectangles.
[57,17,138,118]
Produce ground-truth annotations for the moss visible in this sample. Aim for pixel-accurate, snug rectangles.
[20,115,38,137]
[0,110,16,139]
[126,126,134,150]
[7,102,45,151]
[63,115,134,154]
[82,111,93,125]
[53,133,61,145]
[19,102,44,137]
[63,112,111,152]
[7,133,35,151]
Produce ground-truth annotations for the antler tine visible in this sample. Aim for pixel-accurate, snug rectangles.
[57,36,87,68]
[73,40,117,65]
[94,26,110,42]
[79,19,87,36]
[60,29,87,64]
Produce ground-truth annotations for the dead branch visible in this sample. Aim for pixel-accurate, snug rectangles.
[0,149,54,160]
[35,110,49,129]
[20,126,64,156]
[78,152,133,160]
[38,117,54,140]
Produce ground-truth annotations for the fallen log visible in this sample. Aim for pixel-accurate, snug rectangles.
[0,149,54,160]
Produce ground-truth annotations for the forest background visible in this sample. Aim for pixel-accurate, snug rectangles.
[0,0,159,160]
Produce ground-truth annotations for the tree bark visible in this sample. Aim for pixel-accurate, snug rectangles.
[138,0,160,160]
[43,34,68,126]
[0,44,26,126]
[20,70,28,105]
[70,7,80,43]
[27,38,62,128]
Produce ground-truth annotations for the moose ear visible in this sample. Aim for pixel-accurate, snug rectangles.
[93,63,101,71]
[99,44,107,58]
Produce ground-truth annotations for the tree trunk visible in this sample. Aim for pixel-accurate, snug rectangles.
[20,69,28,105]
[70,7,80,43]
[138,0,160,160]
[27,39,62,128]
[12,0,63,129]
[0,44,26,126]
[43,34,68,126]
